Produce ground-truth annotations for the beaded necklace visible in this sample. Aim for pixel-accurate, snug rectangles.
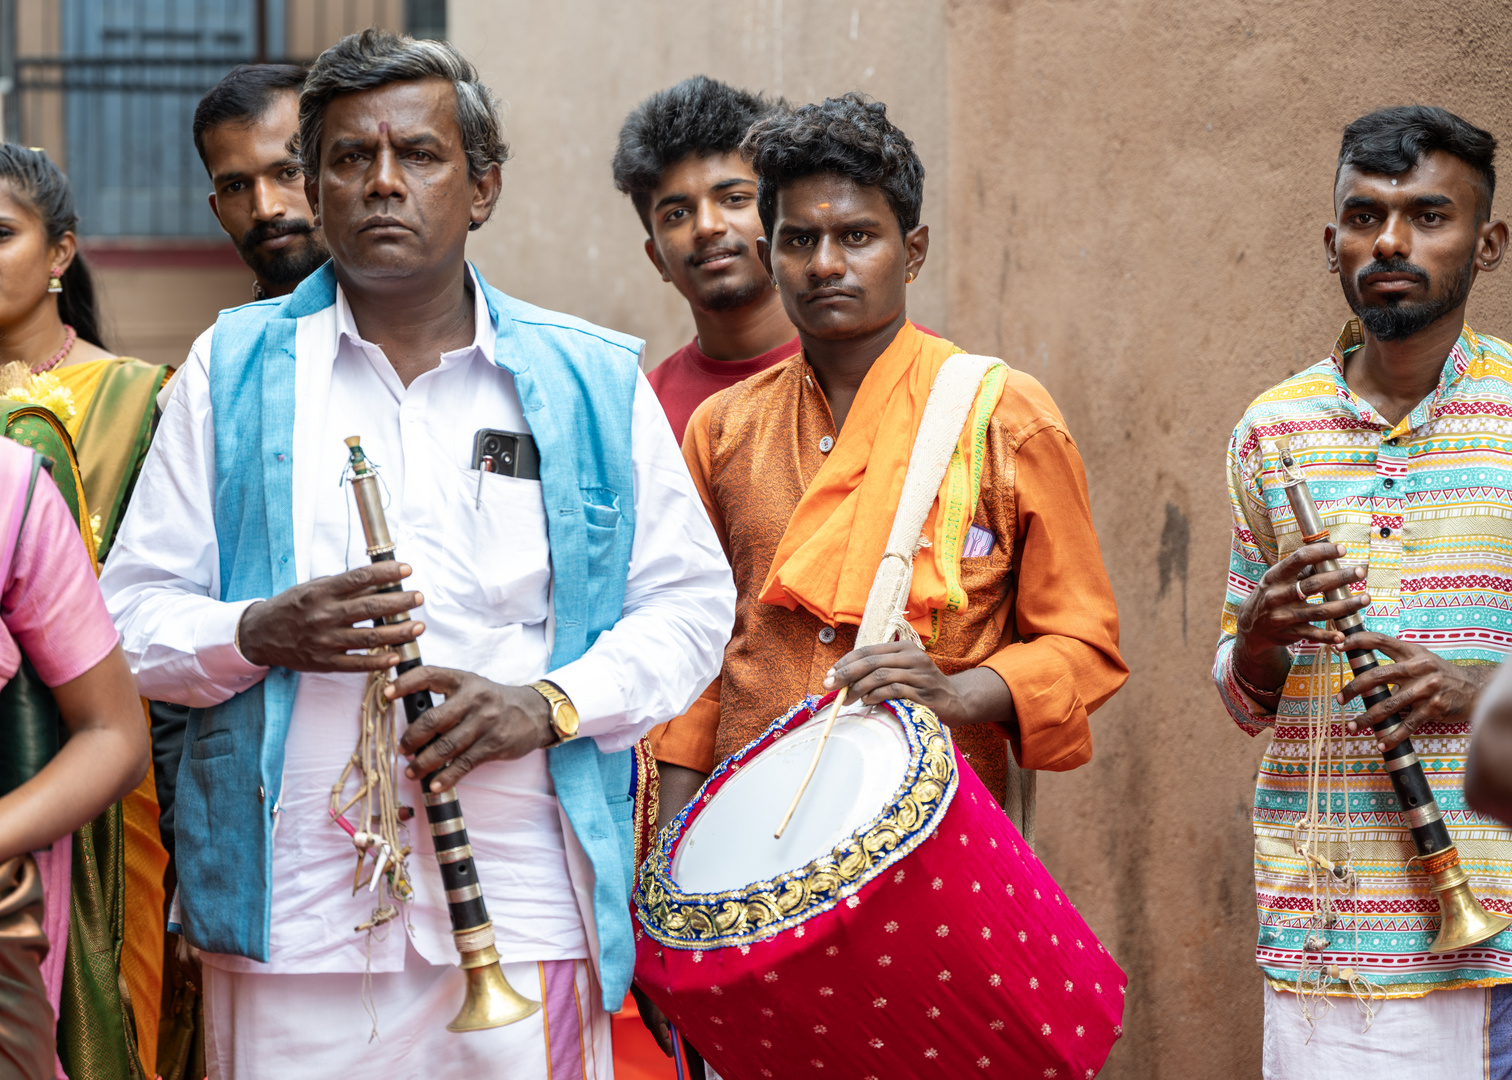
[30,324,76,374]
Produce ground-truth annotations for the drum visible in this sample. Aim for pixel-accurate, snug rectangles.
[633,694,1126,1080]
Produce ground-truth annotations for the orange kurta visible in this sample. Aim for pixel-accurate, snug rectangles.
[650,329,1127,799]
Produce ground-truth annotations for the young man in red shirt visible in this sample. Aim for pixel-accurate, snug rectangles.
[613,76,796,442]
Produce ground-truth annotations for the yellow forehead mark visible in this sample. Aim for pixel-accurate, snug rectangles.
[817,202,830,209]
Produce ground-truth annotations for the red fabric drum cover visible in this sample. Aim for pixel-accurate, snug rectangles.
[633,695,1126,1079]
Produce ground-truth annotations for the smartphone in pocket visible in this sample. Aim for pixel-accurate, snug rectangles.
[471,428,540,481]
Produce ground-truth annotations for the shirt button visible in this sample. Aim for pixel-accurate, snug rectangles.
[1383,478,1395,488]
[819,435,835,453]
[1379,526,1391,538]
[818,626,837,644]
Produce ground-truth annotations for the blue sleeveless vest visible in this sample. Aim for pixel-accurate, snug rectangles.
[174,263,643,1009]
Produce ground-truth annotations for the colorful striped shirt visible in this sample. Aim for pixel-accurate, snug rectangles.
[1215,319,1512,997]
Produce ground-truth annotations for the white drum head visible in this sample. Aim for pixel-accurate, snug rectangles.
[670,702,911,894]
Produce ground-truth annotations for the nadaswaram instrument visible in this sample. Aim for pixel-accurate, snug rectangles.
[633,694,1126,1079]
[1277,441,1512,953]
[345,436,540,1031]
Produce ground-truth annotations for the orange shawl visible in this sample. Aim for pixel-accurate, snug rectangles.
[757,321,1008,644]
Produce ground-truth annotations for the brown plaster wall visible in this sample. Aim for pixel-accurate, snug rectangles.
[91,264,250,368]
[285,0,404,58]
[945,1,1512,1076]
[451,0,949,369]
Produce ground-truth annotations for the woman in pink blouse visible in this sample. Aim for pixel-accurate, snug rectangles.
[0,437,147,1078]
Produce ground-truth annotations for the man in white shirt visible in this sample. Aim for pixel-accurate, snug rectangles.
[100,30,734,1079]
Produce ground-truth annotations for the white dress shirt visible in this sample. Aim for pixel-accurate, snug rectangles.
[101,271,735,974]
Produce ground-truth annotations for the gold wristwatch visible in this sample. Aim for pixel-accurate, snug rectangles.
[530,680,580,744]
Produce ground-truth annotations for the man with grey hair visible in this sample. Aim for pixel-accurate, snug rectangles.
[100,29,734,1077]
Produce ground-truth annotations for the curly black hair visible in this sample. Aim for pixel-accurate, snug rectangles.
[741,93,924,240]
[613,76,778,233]
[1338,105,1497,218]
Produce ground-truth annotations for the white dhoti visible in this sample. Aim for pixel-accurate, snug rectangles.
[204,943,611,1080]
[1263,981,1512,1079]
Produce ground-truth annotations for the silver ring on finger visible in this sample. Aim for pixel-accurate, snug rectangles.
[1294,581,1308,604]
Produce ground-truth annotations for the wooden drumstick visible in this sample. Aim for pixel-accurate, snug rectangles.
[774,686,849,839]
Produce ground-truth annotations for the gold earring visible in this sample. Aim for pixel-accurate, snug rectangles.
[47,267,62,294]
[905,272,915,284]
[773,278,780,290]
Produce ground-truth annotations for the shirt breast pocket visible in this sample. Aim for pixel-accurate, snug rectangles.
[448,465,552,626]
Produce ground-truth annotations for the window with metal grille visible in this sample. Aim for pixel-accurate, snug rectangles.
[1,0,439,239]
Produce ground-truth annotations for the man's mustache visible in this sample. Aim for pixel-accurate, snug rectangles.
[796,282,863,303]
[1356,256,1430,288]
[240,219,316,249]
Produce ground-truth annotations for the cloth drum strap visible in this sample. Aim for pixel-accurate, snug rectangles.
[850,353,1034,828]
[854,353,1006,648]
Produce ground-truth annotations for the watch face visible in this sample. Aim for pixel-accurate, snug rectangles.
[555,702,581,737]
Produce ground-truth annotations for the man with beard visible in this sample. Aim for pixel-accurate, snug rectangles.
[1214,105,1512,1072]
[612,76,795,443]
[148,61,332,893]
[194,64,329,300]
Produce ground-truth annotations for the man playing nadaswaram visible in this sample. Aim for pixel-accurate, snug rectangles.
[100,31,733,1078]
[1214,105,1512,1074]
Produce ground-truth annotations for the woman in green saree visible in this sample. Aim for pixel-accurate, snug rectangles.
[0,436,149,1080]
[0,144,170,1078]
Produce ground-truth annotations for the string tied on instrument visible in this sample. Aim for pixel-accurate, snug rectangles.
[330,659,414,1038]
[1292,642,1383,1037]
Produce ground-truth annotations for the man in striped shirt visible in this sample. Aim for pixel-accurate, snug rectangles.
[1215,106,1512,1074]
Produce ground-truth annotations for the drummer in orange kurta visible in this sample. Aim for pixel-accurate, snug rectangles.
[649,93,1128,819]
